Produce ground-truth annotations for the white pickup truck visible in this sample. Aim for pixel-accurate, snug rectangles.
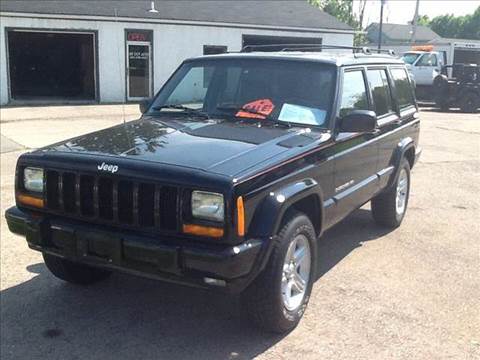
[401,50,444,86]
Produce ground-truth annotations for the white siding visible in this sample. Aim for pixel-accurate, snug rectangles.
[0,15,354,105]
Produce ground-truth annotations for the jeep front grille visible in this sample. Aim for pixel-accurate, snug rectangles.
[45,170,179,231]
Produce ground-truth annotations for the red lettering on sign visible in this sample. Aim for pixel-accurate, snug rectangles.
[128,33,147,41]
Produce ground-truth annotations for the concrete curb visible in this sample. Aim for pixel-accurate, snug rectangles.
[0,104,140,123]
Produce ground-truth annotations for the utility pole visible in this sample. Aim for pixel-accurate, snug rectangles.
[377,0,386,52]
[411,0,420,44]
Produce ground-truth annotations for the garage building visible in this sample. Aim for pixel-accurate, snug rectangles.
[0,0,354,106]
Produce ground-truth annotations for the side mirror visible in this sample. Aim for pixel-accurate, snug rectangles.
[339,110,377,133]
[139,98,152,114]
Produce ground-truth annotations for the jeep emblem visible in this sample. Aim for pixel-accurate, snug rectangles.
[97,162,118,173]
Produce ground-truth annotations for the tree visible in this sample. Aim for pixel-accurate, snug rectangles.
[417,15,430,26]
[418,6,479,40]
[309,0,367,45]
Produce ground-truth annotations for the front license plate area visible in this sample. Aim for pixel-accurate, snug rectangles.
[47,221,179,274]
[76,230,123,264]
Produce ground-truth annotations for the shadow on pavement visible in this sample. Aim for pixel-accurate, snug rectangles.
[316,208,392,280]
[1,208,392,360]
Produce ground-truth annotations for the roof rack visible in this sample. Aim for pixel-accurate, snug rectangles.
[240,44,395,56]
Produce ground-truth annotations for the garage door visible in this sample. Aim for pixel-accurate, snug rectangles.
[7,30,96,101]
[242,34,322,52]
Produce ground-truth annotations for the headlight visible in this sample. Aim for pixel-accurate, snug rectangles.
[191,191,224,222]
[23,167,44,193]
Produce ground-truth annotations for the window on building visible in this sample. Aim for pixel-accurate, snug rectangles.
[242,34,322,52]
[339,70,369,117]
[203,45,228,55]
[367,69,393,117]
[390,68,415,109]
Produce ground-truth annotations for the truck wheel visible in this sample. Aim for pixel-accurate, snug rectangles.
[371,159,411,228]
[460,92,479,113]
[241,211,317,333]
[433,75,449,111]
[43,253,112,285]
[435,98,449,112]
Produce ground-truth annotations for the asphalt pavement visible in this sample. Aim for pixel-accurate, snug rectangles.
[0,105,479,360]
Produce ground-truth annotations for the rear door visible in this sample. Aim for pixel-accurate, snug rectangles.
[376,66,419,186]
[331,68,379,223]
[365,67,399,189]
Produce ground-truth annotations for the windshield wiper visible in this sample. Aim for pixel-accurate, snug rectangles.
[151,104,209,118]
[216,105,291,128]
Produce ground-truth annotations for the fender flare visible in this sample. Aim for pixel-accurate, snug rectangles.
[247,178,324,239]
[388,137,415,188]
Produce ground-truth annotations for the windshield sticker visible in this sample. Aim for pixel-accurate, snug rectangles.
[278,103,327,125]
[236,99,275,119]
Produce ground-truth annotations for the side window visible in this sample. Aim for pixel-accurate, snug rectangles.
[339,70,369,117]
[367,69,393,117]
[417,53,437,67]
[390,68,415,109]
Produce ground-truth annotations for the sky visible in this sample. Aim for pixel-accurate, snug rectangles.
[355,0,479,26]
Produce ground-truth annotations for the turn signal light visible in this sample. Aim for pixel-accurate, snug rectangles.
[183,224,224,238]
[17,194,44,208]
[237,196,245,237]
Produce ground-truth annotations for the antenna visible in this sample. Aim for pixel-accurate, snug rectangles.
[148,1,158,13]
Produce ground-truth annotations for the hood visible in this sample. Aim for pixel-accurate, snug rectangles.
[40,117,328,177]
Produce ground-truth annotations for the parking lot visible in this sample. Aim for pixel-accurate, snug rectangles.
[1,106,479,360]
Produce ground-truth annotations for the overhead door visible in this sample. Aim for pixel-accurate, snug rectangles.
[7,30,96,101]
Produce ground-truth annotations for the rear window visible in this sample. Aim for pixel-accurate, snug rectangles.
[390,68,415,109]
[367,69,393,116]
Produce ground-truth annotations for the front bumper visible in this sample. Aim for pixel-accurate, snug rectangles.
[5,207,264,293]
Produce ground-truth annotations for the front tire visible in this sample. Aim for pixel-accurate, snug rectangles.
[43,253,112,285]
[241,211,317,333]
[371,159,411,228]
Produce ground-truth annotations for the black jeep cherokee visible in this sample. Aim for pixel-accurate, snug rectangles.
[6,49,421,333]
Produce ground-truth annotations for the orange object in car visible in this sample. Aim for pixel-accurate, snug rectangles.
[236,98,274,119]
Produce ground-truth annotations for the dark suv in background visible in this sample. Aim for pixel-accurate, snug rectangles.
[6,46,421,333]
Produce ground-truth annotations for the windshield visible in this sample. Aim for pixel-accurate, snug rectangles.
[402,53,421,65]
[149,59,336,127]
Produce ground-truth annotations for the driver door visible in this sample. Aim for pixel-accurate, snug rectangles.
[413,53,440,86]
